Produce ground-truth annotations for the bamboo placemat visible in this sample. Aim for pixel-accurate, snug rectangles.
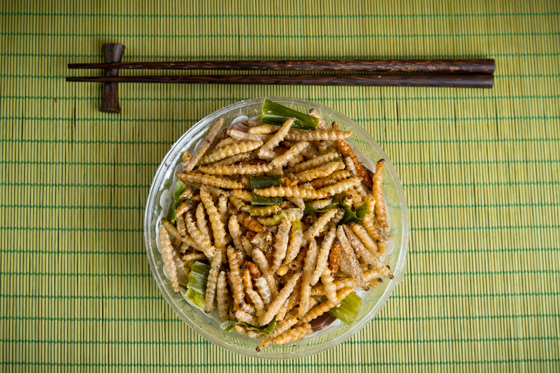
[1,0,559,371]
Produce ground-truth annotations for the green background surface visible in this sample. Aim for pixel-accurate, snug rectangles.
[1,0,559,371]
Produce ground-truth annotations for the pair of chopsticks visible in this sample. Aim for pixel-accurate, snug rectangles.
[66,43,495,113]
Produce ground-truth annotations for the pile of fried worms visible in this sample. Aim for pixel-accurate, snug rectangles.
[157,101,393,351]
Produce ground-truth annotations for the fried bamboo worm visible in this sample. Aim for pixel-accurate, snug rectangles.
[270,141,309,168]
[372,159,389,230]
[233,310,259,326]
[291,161,345,183]
[336,225,367,287]
[285,152,340,174]
[311,269,381,295]
[161,217,200,249]
[176,214,187,238]
[287,197,305,210]
[195,203,212,243]
[284,128,352,142]
[231,190,252,202]
[253,186,328,199]
[254,277,271,306]
[259,272,302,326]
[211,151,253,167]
[238,213,267,232]
[252,248,278,298]
[248,124,281,135]
[227,246,246,311]
[344,157,369,197]
[310,225,336,286]
[257,308,299,352]
[270,219,291,274]
[305,198,333,211]
[228,215,246,254]
[298,238,318,317]
[184,118,224,172]
[320,267,338,303]
[241,205,282,217]
[197,163,275,175]
[283,220,303,267]
[214,137,237,149]
[319,176,361,196]
[204,249,222,313]
[352,223,380,256]
[234,325,264,339]
[184,211,216,258]
[224,129,272,142]
[309,108,328,130]
[182,151,192,164]
[344,225,393,278]
[158,224,180,294]
[200,141,263,165]
[332,123,372,188]
[246,118,263,127]
[301,287,354,324]
[217,270,231,322]
[257,117,295,160]
[310,170,354,189]
[228,195,246,211]
[176,172,244,189]
[200,187,228,251]
[181,252,207,263]
[328,240,342,276]
[271,323,312,345]
[246,289,266,317]
[303,208,339,245]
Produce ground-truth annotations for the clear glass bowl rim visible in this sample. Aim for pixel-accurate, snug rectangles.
[144,97,409,359]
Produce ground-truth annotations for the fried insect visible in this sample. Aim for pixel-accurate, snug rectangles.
[292,161,345,183]
[227,247,246,311]
[287,197,305,210]
[298,238,318,317]
[181,252,207,263]
[238,213,267,232]
[332,123,372,188]
[336,225,367,287]
[259,272,302,326]
[200,187,227,251]
[271,323,312,345]
[233,310,259,326]
[158,224,180,294]
[372,159,389,230]
[214,137,237,149]
[248,124,281,135]
[184,211,216,258]
[183,118,224,172]
[176,202,190,218]
[285,152,340,174]
[211,151,253,167]
[161,217,200,249]
[228,215,245,254]
[270,219,291,274]
[284,128,352,141]
[197,163,275,175]
[252,248,278,298]
[310,170,353,189]
[270,141,309,168]
[234,325,264,339]
[217,270,231,322]
[344,225,393,278]
[182,151,192,164]
[320,267,338,303]
[176,172,244,189]
[328,241,342,276]
[311,269,381,296]
[176,214,187,238]
[276,278,301,321]
[303,208,340,245]
[257,117,295,160]
[246,289,266,317]
[319,176,361,196]
[254,277,271,306]
[352,223,379,256]
[204,250,222,313]
[231,190,252,202]
[310,225,336,286]
[241,205,282,217]
[200,141,263,165]
[253,186,328,199]
[301,287,354,324]
[225,129,272,142]
[195,203,212,243]
[283,220,303,267]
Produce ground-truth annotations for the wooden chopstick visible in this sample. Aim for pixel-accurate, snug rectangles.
[66,74,494,88]
[68,59,495,74]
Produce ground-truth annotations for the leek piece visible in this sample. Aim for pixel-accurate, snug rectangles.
[251,193,283,206]
[251,175,282,189]
[184,261,211,310]
[166,180,186,224]
[261,99,320,130]
[328,292,363,324]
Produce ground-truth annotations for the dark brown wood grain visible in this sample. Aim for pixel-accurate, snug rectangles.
[66,74,494,88]
[99,43,125,113]
[69,59,495,74]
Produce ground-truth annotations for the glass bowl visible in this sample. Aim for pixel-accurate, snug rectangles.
[144,97,409,359]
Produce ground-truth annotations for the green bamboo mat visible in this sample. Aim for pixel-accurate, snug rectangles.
[1,0,559,371]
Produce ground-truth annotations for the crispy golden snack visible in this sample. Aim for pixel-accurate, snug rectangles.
[298,238,318,317]
[217,194,228,224]
[198,163,274,175]
[238,213,267,232]
[234,325,264,339]
[161,217,200,249]
[283,220,303,267]
[292,161,345,183]
[253,186,328,199]
[246,289,265,317]
[270,141,309,168]
[217,270,231,322]
[344,225,393,278]
[175,202,190,218]
[158,224,180,294]
[332,123,372,188]
[320,267,337,303]
[246,119,263,127]
[372,159,389,231]
[184,211,216,258]
[352,223,379,256]
[271,323,312,345]
[284,128,352,141]
[270,219,292,274]
[257,118,295,160]
[310,225,336,286]
[176,172,244,189]
[204,249,222,313]
[241,205,282,217]
[184,118,224,172]
[248,124,281,135]
[276,278,301,321]
[252,248,278,298]
[301,287,354,324]
[233,310,259,326]
[211,151,253,167]
[259,272,302,326]
[254,277,271,306]
[336,225,366,287]
[225,129,272,142]
[181,252,207,263]
[176,214,187,238]
[319,176,361,196]
[328,241,341,276]
[200,141,263,165]
[231,189,252,202]
[195,203,212,243]
[182,151,192,164]
[256,308,299,352]
[303,208,340,245]
[214,137,236,149]
[200,187,227,251]
[285,152,339,174]
[311,269,381,296]
[227,247,246,311]
[310,170,353,189]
